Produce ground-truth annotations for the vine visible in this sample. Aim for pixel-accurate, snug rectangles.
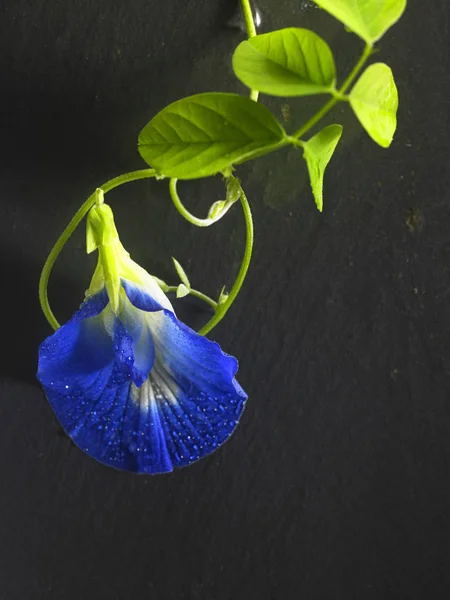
[39,0,407,334]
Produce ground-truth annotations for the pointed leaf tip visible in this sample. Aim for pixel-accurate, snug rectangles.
[172,257,191,289]
[176,283,190,299]
[302,124,343,211]
[218,286,229,306]
[313,0,407,44]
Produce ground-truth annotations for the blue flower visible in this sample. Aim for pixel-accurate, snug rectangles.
[37,202,247,474]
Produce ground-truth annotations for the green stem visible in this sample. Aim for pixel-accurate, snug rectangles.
[240,0,257,37]
[169,176,254,336]
[292,96,337,140]
[240,0,259,102]
[199,187,253,336]
[292,43,373,140]
[339,43,373,94]
[166,286,218,310]
[39,168,156,330]
[169,178,232,227]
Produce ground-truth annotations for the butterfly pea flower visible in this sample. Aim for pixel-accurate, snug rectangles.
[37,201,247,474]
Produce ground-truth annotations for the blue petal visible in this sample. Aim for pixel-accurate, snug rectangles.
[117,297,155,386]
[39,344,246,474]
[38,290,112,394]
[121,279,164,312]
[122,281,248,472]
[42,379,173,473]
[38,282,247,474]
[145,358,246,470]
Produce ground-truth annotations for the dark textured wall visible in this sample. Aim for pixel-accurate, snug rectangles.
[1,1,450,598]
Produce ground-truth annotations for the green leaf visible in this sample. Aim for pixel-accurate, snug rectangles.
[172,257,191,288]
[176,284,190,299]
[313,0,406,44]
[232,28,336,97]
[302,124,343,211]
[138,93,286,179]
[349,63,398,148]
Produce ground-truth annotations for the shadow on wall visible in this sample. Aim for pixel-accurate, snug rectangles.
[0,243,79,386]
[0,0,240,386]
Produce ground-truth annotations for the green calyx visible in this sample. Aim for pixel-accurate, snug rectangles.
[86,199,124,314]
[86,189,118,252]
[39,169,157,332]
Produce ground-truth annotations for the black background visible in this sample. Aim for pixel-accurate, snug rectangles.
[1,1,450,598]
